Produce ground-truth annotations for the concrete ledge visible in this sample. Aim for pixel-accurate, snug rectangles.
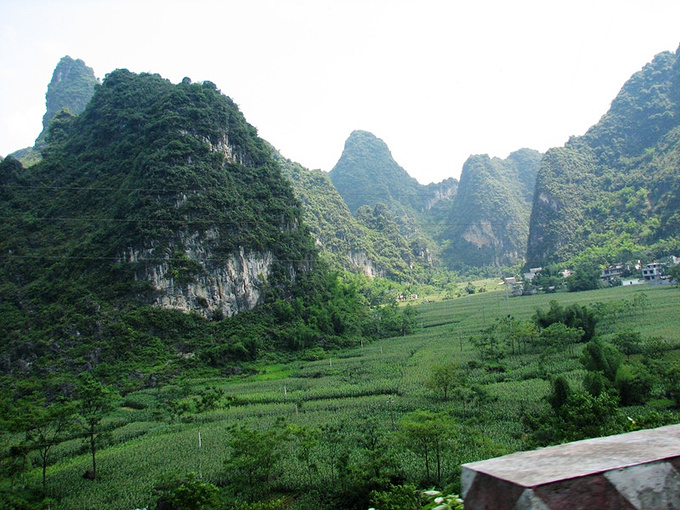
[461,424,680,510]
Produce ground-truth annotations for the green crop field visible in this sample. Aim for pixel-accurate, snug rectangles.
[8,283,680,509]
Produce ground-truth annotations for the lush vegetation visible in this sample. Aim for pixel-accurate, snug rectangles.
[328,130,428,215]
[527,45,680,268]
[328,130,455,270]
[3,44,680,509]
[442,149,541,268]
[0,70,427,388]
[2,283,679,509]
[275,151,419,281]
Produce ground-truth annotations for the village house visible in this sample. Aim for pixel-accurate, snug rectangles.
[642,262,666,282]
[522,267,542,282]
[503,277,524,296]
[600,264,624,282]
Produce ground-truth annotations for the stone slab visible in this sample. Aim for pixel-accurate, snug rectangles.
[461,425,680,510]
[462,424,680,488]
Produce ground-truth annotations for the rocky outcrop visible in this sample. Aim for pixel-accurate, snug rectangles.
[346,250,385,278]
[37,56,98,149]
[124,242,273,319]
[422,177,458,211]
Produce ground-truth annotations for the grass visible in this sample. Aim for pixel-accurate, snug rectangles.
[16,283,680,509]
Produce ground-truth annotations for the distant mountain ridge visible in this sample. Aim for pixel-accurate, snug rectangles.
[328,130,459,214]
[328,130,541,269]
[273,149,418,280]
[7,42,680,295]
[328,130,458,270]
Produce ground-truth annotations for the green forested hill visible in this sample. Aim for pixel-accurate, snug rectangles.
[273,149,418,280]
[0,69,397,382]
[328,130,457,271]
[2,69,315,293]
[441,149,542,269]
[328,130,425,214]
[326,131,544,271]
[527,45,680,267]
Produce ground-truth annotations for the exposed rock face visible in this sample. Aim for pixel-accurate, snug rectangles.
[423,177,459,211]
[346,250,384,278]
[442,149,542,268]
[125,243,273,318]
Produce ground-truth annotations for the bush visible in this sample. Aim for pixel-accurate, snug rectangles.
[369,484,425,510]
[615,364,653,406]
[122,393,155,410]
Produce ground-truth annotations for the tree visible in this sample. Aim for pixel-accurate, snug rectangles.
[547,376,572,412]
[399,305,419,336]
[287,424,321,488]
[347,415,399,503]
[666,263,680,285]
[611,329,643,360]
[532,265,563,292]
[425,362,463,401]
[154,472,221,510]
[557,392,624,442]
[398,410,455,485]
[511,319,540,354]
[583,371,610,397]
[615,363,653,406]
[526,391,625,447]
[470,326,506,363]
[17,398,74,490]
[663,362,680,408]
[580,339,623,382]
[632,291,649,314]
[223,420,289,499]
[532,300,597,342]
[565,261,601,292]
[75,374,119,480]
[539,322,584,357]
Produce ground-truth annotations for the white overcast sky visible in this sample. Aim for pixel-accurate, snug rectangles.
[1,0,679,183]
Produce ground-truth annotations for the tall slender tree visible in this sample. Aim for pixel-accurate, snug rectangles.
[75,374,118,480]
[18,398,74,490]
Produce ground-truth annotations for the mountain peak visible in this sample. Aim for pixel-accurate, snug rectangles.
[36,56,99,148]
[329,130,420,213]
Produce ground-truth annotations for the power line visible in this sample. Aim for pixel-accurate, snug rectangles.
[1,184,456,199]
[0,216,491,226]
[0,254,314,263]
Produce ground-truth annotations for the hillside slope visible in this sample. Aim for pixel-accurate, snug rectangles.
[274,150,417,279]
[441,149,542,268]
[527,45,680,266]
[328,130,457,268]
[0,70,352,380]
[2,70,317,319]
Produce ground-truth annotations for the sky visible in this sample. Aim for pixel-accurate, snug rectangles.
[1,1,679,184]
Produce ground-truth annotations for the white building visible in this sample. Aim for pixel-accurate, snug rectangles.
[642,262,666,282]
